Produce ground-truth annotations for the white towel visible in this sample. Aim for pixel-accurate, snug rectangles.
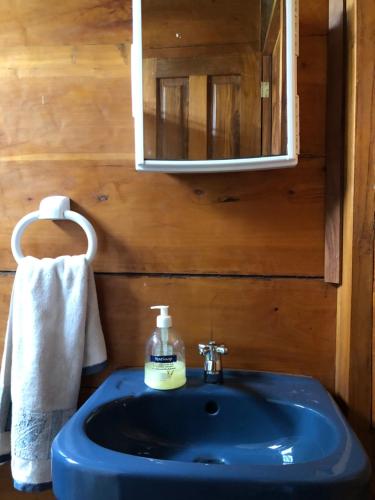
[0,255,107,492]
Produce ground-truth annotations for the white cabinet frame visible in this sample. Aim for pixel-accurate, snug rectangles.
[132,0,299,173]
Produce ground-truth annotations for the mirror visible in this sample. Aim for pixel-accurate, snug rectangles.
[132,0,299,172]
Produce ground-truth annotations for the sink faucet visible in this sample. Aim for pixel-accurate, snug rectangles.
[198,341,228,383]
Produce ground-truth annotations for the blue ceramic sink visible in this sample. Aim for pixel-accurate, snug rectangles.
[52,369,370,500]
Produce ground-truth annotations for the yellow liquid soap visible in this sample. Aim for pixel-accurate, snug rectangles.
[144,360,186,390]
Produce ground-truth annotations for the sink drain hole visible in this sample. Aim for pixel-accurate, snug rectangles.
[205,400,219,415]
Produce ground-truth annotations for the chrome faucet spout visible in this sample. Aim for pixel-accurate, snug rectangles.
[198,341,228,383]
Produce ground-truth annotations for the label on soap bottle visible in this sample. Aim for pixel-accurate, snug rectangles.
[145,354,186,389]
[150,355,177,363]
[149,355,177,379]
[149,354,177,382]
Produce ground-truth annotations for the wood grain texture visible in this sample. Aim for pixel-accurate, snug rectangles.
[143,58,157,159]
[0,44,133,157]
[147,50,262,160]
[0,274,337,392]
[0,0,328,47]
[208,75,241,159]
[324,0,344,284]
[142,0,262,161]
[336,0,375,440]
[299,0,328,35]
[271,33,283,155]
[240,52,262,158]
[261,55,272,155]
[157,77,189,160]
[142,0,261,50]
[188,75,208,160]
[93,275,336,390]
[0,158,325,275]
[0,463,54,499]
[0,0,132,46]
[0,26,328,276]
[0,37,325,159]
[298,35,327,158]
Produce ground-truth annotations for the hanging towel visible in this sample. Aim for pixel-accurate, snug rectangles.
[0,255,107,492]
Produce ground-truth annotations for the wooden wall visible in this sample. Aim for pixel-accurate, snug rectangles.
[0,1,334,498]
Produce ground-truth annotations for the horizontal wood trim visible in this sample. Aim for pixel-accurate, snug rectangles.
[143,43,258,60]
[155,53,244,78]
[0,157,325,275]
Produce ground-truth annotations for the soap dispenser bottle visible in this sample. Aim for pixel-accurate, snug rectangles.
[144,305,186,390]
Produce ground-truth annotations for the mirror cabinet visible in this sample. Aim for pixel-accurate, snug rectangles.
[132,0,299,172]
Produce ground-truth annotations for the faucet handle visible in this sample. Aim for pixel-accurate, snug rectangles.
[198,341,228,356]
[216,344,228,355]
[198,343,210,356]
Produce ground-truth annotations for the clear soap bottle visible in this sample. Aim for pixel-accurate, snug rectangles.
[144,305,186,390]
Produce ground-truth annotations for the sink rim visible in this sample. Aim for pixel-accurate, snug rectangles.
[52,368,370,485]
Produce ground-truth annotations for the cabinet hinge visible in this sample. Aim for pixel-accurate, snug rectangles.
[261,81,270,98]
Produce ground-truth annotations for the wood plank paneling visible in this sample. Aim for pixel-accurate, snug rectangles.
[262,55,272,155]
[298,35,327,158]
[0,38,326,159]
[188,75,208,160]
[0,158,325,275]
[299,0,328,35]
[0,274,337,392]
[142,0,261,49]
[0,0,328,48]
[0,26,327,278]
[0,463,54,499]
[0,0,132,46]
[271,33,283,155]
[208,75,241,159]
[0,45,132,157]
[143,58,157,159]
[336,0,375,441]
[324,0,344,284]
[157,77,189,160]
[240,52,262,158]
[149,50,262,160]
[91,275,336,390]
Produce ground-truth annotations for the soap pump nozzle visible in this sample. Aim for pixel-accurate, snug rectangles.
[150,305,172,328]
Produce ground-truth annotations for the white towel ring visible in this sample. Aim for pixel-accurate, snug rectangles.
[11,196,98,264]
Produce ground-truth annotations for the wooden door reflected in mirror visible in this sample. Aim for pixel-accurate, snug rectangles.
[142,0,287,162]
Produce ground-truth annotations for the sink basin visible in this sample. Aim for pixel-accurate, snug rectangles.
[52,369,370,500]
